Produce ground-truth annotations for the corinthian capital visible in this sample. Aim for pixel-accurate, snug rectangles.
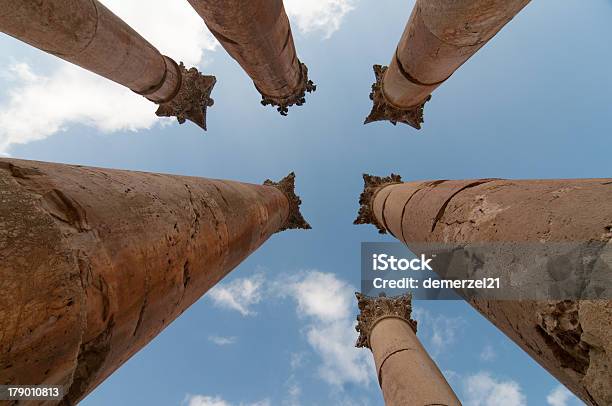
[155,62,216,130]
[355,292,417,349]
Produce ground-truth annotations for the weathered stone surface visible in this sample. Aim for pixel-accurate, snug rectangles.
[0,158,308,404]
[366,0,530,128]
[187,0,315,114]
[356,293,461,406]
[0,0,215,129]
[356,176,612,405]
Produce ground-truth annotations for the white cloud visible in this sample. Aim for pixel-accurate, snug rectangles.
[285,271,374,387]
[287,271,352,322]
[185,395,270,406]
[0,0,218,154]
[463,372,527,406]
[207,274,265,316]
[0,63,158,153]
[204,270,374,388]
[546,385,578,406]
[285,0,355,38]
[186,395,230,406]
[480,344,496,362]
[412,307,465,357]
[101,0,218,67]
[208,335,237,346]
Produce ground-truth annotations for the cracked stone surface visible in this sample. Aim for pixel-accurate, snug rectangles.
[0,158,307,404]
[356,176,612,406]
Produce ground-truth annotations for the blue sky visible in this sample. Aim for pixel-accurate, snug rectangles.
[2,0,611,405]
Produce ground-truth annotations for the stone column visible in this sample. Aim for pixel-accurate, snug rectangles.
[355,174,612,406]
[355,293,461,406]
[0,158,309,404]
[186,0,315,115]
[365,0,530,129]
[0,0,216,130]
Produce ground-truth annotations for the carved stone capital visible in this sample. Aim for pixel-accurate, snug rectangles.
[260,62,316,116]
[264,172,311,232]
[155,62,216,130]
[354,173,402,234]
[355,292,417,349]
[364,65,430,129]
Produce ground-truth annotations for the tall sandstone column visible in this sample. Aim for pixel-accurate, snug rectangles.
[366,0,530,129]
[356,293,461,406]
[186,0,315,115]
[355,174,612,406]
[0,0,216,129]
[0,158,309,405]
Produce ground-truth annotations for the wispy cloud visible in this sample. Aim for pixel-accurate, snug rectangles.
[207,274,265,316]
[206,270,373,388]
[184,395,270,406]
[289,352,306,370]
[283,271,374,387]
[282,352,307,406]
[546,385,579,406]
[207,335,237,346]
[412,307,465,357]
[480,344,496,362]
[203,270,374,393]
[282,375,302,406]
[463,372,526,406]
[285,0,356,38]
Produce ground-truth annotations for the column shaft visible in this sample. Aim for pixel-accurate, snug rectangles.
[355,174,612,406]
[0,158,309,404]
[366,0,530,128]
[186,0,315,115]
[0,0,216,129]
[356,294,461,406]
